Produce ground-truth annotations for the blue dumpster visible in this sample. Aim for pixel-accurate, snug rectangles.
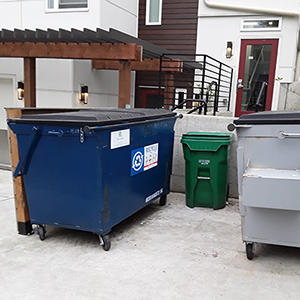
[8,109,179,250]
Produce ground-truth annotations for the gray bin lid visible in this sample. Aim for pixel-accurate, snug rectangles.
[8,108,176,126]
[234,110,300,125]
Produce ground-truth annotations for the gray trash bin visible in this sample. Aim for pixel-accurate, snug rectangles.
[229,111,300,259]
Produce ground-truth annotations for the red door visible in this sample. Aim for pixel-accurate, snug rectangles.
[235,39,278,117]
[141,89,164,108]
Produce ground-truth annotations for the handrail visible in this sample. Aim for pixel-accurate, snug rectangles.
[159,54,233,114]
[172,81,218,115]
[255,81,268,112]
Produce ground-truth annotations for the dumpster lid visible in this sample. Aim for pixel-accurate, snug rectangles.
[8,108,176,126]
[234,110,300,125]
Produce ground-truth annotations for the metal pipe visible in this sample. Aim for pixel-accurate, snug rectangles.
[255,81,268,112]
[203,0,300,17]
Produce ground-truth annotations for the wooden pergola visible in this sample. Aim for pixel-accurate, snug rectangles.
[0,28,182,109]
[2,28,183,235]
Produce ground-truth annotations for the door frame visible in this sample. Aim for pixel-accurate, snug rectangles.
[235,39,278,117]
[141,88,164,108]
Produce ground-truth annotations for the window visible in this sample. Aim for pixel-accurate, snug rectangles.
[175,88,187,109]
[47,0,88,10]
[146,0,162,25]
[241,18,282,31]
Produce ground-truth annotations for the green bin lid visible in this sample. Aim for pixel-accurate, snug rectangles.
[181,132,232,151]
[182,131,232,139]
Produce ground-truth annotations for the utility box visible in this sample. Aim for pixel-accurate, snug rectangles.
[8,108,180,250]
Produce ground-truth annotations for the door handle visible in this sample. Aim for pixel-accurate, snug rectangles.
[237,79,243,89]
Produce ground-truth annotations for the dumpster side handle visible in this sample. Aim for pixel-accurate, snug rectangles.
[13,126,39,178]
[277,131,300,139]
[227,123,252,131]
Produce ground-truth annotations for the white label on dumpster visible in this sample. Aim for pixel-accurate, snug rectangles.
[145,188,163,203]
[111,129,130,149]
[144,143,159,171]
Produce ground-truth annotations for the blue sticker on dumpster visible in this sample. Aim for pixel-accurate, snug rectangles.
[131,147,144,175]
[131,143,159,176]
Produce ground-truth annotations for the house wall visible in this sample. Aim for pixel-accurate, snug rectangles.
[197,1,300,114]
[0,0,139,167]
[138,0,198,53]
[278,82,300,110]
[136,0,199,107]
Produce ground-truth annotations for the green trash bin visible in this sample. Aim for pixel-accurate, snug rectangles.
[181,132,232,210]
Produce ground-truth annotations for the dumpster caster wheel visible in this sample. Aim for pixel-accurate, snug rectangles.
[99,234,111,251]
[159,195,167,206]
[246,243,254,260]
[37,225,46,241]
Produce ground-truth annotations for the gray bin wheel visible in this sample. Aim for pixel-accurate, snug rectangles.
[246,243,254,260]
[37,225,46,241]
[99,234,111,251]
[159,195,167,206]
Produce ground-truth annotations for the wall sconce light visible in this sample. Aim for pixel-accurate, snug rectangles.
[226,41,233,59]
[17,81,24,100]
[79,85,88,104]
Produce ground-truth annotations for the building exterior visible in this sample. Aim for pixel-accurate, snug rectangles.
[1,0,300,166]
[0,0,139,167]
[136,0,199,108]
[138,0,300,117]
[197,0,300,116]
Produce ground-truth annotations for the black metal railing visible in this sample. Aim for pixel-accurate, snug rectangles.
[159,54,233,115]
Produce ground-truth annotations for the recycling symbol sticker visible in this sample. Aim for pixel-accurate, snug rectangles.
[131,143,159,176]
[132,151,143,172]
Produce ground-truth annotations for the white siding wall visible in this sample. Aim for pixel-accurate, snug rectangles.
[0,0,139,111]
[0,0,139,166]
[197,1,300,113]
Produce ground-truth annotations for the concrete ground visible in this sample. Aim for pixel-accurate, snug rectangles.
[0,169,300,300]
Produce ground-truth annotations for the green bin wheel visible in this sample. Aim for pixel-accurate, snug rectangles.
[37,225,46,241]
[246,243,254,260]
[99,234,111,251]
[159,195,167,206]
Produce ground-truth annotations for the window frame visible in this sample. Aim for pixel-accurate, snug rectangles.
[145,0,162,26]
[241,17,282,32]
[175,88,187,109]
[46,0,89,13]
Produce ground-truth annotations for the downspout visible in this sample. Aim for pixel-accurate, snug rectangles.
[203,0,300,17]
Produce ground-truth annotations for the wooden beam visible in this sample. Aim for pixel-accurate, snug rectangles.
[24,58,36,107]
[92,58,183,72]
[0,42,142,61]
[118,60,131,108]
[164,72,174,109]
[6,108,32,235]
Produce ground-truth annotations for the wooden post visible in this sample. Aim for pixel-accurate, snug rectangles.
[6,108,32,235]
[164,72,174,109]
[24,58,36,107]
[118,60,131,108]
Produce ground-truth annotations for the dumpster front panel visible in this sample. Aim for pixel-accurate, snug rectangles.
[99,118,176,233]
[14,124,104,232]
